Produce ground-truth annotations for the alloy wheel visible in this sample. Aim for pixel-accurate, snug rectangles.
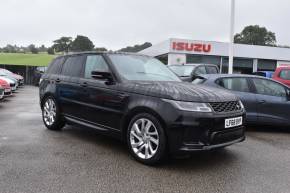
[43,98,56,126]
[129,118,159,159]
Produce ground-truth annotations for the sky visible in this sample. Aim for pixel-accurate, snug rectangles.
[0,0,289,50]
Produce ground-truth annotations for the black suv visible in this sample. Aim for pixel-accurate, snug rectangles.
[39,52,245,165]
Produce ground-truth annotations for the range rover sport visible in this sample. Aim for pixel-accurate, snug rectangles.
[39,52,245,165]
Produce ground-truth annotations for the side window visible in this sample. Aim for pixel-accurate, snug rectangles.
[252,78,286,97]
[194,66,206,75]
[279,69,290,80]
[47,57,64,74]
[84,55,109,79]
[206,66,219,74]
[218,78,250,92]
[61,56,85,77]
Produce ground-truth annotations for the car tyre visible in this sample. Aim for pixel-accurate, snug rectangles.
[41,96,65,131]
[127,113,167,165]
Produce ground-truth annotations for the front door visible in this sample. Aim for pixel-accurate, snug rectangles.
[79,54,128,130]
[251,78,290,125]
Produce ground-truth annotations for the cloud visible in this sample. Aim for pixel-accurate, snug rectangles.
[0,0,289,49]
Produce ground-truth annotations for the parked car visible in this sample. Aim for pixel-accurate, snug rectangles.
[34,66,47,86]
[0,85,4,101]
[193,74,290,126]
[0,68,24,86]
[273,66,290,87]
[0,76,17,92]
[40,52,245,165]
[168,64,219,82]
[253,71,274,78]
[0,78,12,97]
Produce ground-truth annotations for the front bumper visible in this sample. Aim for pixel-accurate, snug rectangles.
[165,110,246,154]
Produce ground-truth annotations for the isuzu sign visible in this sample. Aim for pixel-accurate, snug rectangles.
[172,41,211,53]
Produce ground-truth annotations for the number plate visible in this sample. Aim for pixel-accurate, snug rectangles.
[225,117,242,128]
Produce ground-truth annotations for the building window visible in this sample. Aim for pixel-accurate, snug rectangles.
[186,54,221,65]
[222,57,253,74]
[257,59,276,71]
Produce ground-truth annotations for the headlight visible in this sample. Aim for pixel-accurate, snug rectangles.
[163,99,212,112]
[238,100,245,110]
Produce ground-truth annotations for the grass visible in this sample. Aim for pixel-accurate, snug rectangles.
[0,53,55,66]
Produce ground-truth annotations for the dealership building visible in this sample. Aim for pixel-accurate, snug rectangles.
[140,38,290,74]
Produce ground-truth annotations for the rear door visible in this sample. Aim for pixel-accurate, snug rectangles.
[216,77,257,123]
[58,55,86,119]
[250,78,290,125]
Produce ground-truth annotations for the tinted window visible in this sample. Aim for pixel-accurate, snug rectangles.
[206,66,218,74]
[195,66,206,75]
[84,55,109,79]
[109,55,180,81]
[252,78,286,97]
[218,78,250,92]
[47,57,64,74]
[61,56,85,77]
[279,69,290,80]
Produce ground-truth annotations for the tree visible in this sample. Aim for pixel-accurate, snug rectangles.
[28,44,39,54]
[71,35,94,52]
[52,37,72,53]
[47,47,55,55]
[119,42,152,52]
[234,25,276,46]
[95,47,107,52]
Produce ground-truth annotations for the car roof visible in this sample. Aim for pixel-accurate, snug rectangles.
[169,63,217,67]
[198,73,269,80]
[54,51,149,59]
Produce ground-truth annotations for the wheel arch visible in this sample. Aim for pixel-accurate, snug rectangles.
[121,106,167,142]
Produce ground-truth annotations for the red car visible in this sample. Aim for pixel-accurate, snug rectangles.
[273,66,290,87]
[0,79,12,97]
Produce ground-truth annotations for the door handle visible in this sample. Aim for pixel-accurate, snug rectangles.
[258,100,266,104]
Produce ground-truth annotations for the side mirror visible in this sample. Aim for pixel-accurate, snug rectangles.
[287,89,290,100]
[91,71,113,82]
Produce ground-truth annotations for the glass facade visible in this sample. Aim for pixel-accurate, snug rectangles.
[221,57,253,74]
[186,54,221,65]
[257,59,276,71]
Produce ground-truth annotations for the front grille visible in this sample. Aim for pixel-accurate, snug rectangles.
[209,101,242,113]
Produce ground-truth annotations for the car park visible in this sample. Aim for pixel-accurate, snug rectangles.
[253,71,274,78]
[193,74,290,126]
[272,66,290,87]
[0,68,24,86]
[168,64,219,82]
[39,52,246,165]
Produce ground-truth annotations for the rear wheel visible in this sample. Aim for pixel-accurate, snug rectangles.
[42,96,65,130]
[127,113,167,165]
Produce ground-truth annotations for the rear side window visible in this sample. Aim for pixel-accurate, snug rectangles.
[61,56,85,77]
[84,55,109,79]
[206,66,218,74]
[279,69,290,80]
[217,78,250,92]
[47,57,64,74]
[252,78,286,97]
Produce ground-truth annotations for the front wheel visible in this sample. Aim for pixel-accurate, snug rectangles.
[127,113,167,165]
[41,96,65,130]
